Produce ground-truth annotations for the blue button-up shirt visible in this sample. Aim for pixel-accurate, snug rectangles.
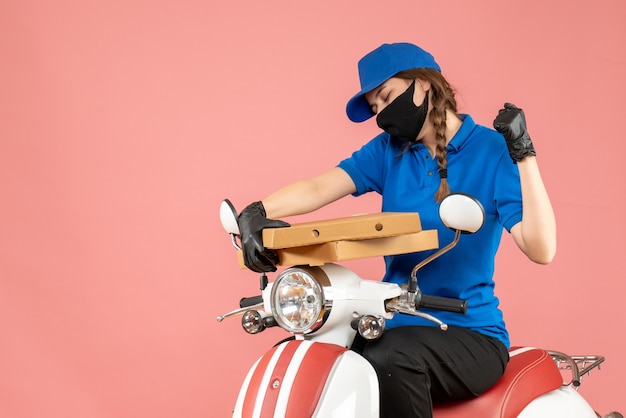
[338,115,521,348]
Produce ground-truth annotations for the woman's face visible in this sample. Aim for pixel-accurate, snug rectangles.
[365,77,429,115]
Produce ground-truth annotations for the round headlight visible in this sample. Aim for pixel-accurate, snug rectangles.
[270,267,327,334]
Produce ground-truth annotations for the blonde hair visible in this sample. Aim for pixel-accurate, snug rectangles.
[395,68,457,202]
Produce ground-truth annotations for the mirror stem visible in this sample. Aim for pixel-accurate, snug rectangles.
[229,233,241,251]
[408,230,461,296]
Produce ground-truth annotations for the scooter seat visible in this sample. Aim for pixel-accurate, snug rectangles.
[433,347,563,418]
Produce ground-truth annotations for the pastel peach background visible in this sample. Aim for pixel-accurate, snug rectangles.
[1,1,625,417]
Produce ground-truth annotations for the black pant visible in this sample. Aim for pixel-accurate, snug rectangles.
[351,326,509,418]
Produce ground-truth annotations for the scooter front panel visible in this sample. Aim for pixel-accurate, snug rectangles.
[239,343,281,418]
[285,342,348,417]
[312,349,379,418]
[236,340,347,418]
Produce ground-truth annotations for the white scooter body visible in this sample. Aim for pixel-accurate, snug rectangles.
[234,344,599,418]
[230,266,601,418]
[233,265,389,418]
[219,195,620,418]
[234,341,378,418]
[518,387,597,417]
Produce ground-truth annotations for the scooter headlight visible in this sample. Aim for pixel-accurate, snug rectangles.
[270,266,330,334]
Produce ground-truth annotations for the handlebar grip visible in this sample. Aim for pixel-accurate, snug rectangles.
[418,295,468,314]
[239,295,263,308]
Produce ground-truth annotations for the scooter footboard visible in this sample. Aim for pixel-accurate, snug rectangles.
[233,339,379,418]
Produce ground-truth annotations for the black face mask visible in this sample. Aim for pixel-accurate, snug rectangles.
[376,80,429,145]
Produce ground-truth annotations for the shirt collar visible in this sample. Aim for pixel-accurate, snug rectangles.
[446,114,475,153]
[409,114,475,153]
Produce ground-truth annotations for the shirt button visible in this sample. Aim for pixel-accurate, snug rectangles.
[428,172,433,176]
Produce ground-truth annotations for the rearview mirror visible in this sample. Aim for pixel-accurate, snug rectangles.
[439,193,485,234]
[220,199,240,235]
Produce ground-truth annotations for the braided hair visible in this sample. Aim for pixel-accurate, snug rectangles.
[395,68,457,202]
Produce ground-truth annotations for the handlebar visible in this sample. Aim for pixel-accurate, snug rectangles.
[240,295,263,308]
[415,294,468,314]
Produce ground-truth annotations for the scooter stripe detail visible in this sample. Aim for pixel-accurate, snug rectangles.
[246,340,349,418]
[274,341,316,416]
[285,342,348,417]
[240,343,282,418]
[258,341,304,418]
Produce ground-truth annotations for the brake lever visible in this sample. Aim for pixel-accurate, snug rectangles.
[385,299,448,331]
[217,302,264,322]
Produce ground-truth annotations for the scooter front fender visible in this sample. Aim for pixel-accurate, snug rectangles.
[233,339,378,418]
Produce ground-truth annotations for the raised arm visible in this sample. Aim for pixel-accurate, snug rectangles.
[494,104,556,264]
[510,156,556,264]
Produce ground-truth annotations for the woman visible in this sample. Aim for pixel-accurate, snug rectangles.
[237,42,556,417]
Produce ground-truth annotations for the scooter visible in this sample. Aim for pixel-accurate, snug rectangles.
[217,193,622,418]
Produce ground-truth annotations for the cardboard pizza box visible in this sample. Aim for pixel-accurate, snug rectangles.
[262,212,424,249]
[273,229,439,266]
[234,212,439,268]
